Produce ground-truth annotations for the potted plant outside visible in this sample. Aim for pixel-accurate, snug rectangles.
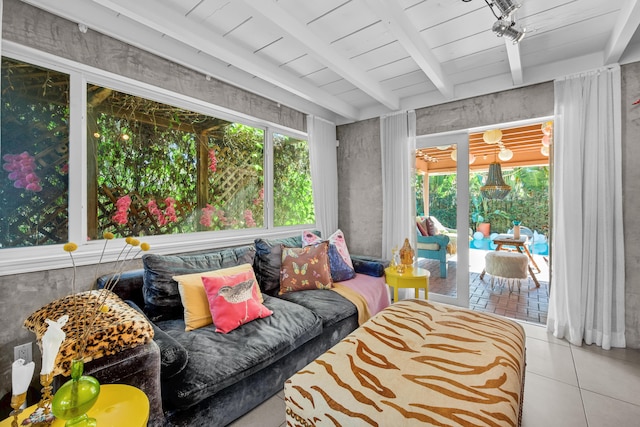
[471,196,510,237]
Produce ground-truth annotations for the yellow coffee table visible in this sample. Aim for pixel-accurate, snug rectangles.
[1,384,149,427]
[385,266,430,302]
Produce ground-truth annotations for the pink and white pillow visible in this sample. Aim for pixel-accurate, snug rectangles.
[302,229,353,268]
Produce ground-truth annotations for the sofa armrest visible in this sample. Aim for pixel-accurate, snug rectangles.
[416,234,450,248]
[55,341,164,427]
[125,300,189,381]
[351,255,389,277]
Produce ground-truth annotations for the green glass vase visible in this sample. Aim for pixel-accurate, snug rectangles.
[51,359,100,427]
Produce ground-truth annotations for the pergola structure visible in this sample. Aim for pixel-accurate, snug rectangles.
[416,123,551,175]
[416,122,552,217]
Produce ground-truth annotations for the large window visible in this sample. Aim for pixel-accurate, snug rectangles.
[88,84,267,239]
[0,58,70,248]
[273,133,314,227]
[1,54,314,257]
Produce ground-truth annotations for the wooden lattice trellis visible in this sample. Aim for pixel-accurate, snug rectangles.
[98,185,196,237]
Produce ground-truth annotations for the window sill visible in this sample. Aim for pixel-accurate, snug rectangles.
[0,226,311,276]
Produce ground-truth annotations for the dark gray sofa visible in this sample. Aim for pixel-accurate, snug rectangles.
[94,234,387,426]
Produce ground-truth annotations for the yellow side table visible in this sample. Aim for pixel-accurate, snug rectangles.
[385,266,430,302]
[1,384,149,427]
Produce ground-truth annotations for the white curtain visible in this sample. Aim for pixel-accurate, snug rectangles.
[308,115,339,238]
[381,110,416,262]
[547,65,626,349]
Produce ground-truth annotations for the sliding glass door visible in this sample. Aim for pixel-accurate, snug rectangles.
[415,131,469,308]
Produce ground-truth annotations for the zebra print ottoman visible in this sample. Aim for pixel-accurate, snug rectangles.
[284,299,526,427]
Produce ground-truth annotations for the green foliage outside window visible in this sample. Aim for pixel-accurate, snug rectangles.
[0,58,70,248]
[89,84,267,238]
[273,133,314,226]
[418,166,550,235]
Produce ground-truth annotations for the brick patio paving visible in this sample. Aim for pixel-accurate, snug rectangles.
[417,248,550,325]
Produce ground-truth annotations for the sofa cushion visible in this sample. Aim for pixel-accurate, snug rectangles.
[425,217,437,236]
[350,255,387,277]
[202,272,273,334]
[302,230,356,282]
[173,264,263,332]
[276,289,357,328]
[279,242,333,294]
[142,246,256,322]
[156,295,322,410]
[416,218,429,236]
[253,235,308,295]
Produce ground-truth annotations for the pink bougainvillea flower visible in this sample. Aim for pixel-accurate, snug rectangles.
[200,204,214,227]
[112,195,131,225]
[208,149,218,173]
[253,188,264,205]
[3,151,42,192]
[244,209,256,228]
[164,198,178,223]
[148,197,179,226]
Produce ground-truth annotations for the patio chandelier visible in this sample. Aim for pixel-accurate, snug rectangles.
[481,162,511,200]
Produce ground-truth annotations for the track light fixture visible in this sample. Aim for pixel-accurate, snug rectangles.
[491,0,520,19]
[461,0,526,44]
[492,19,525,44]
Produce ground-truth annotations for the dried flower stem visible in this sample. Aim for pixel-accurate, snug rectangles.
[64,236,149,360]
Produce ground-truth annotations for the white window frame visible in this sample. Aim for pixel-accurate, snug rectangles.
[0,41,314,276]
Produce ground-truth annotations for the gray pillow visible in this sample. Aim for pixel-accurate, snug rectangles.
[142,245,256,322]
[253,234,313,296]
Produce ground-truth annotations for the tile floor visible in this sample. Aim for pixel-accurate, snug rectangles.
[229,322,640,427]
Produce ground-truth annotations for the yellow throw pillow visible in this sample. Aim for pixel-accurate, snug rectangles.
[173,263,262,331]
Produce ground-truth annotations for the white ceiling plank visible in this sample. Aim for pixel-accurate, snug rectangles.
[182,0,233,21]
[362,0,453,99]
[604,0,640,64]
[86,0,359,119]
[505,41,524,85]
[18,0,640,124]
[243,0,400,110]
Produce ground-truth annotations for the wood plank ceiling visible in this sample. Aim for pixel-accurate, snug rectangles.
[19,0,640,125]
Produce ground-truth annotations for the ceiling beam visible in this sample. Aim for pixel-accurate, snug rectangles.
[505,40,524,85]
[362,0,453,99]
[243,0,400,111]
[20,0,348,121]
[604,0,640,65]
[85,0,360,119]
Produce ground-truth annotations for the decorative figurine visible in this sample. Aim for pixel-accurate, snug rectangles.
[399,238,414,267]
[390,245,399,270]
[11,358,35,427]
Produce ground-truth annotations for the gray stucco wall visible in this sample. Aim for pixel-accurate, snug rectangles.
[337,117,382,257]
[621,62,640,347]
[337,76,639,349]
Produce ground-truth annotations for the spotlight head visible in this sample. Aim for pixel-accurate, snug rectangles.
[492,20,525,44]
[492,0,520,19]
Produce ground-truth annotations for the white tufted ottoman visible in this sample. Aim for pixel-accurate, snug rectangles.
[485,251,529,292]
